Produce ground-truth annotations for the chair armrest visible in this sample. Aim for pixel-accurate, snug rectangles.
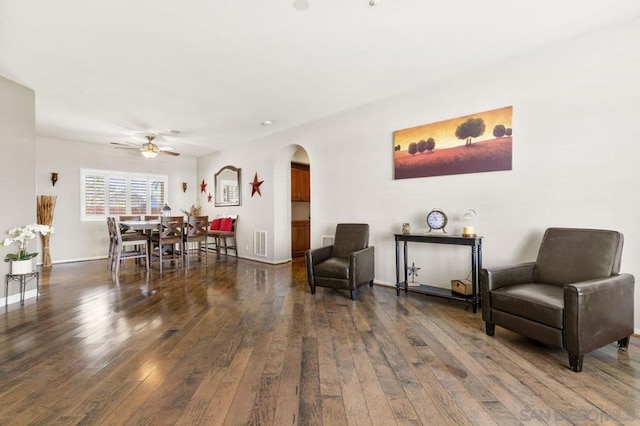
[306,245,333,266]
[564,273,635,355]
[305,245,333,288]
[350,246,375,286]
[482,262,535,322]
[482,262,536,291]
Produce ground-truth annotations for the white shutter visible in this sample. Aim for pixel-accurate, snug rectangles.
[108,176,127,215]
[129,178,147,215]
[149,179,166,215]
[84,174,105,217]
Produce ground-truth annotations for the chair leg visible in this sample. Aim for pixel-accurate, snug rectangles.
[568,352,583,372]
[114,245,122,275]
[369,280,374,287]
[310,285,316,295]
[618,336,631,351]
[485,323,495,336]
[350,290,357,300]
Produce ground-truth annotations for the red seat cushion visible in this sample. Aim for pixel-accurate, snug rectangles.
[210,218,221,230]
[220,218,233,232]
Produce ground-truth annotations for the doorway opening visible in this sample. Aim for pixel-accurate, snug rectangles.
[291,147,310,257]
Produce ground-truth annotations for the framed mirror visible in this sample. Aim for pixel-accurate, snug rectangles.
[215,166,241,206]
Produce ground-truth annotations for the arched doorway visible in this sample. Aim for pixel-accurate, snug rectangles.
[290,147,310,257]
[272,144,310,262]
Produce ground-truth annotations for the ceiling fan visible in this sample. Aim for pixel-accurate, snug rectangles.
[111,135,180,159]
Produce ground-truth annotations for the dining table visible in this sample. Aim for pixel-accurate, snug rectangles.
[119,220,161,231]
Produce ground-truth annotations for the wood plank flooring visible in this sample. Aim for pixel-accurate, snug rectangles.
[0,256,639,425]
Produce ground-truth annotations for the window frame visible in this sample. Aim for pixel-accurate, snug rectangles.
[80,168,169,222]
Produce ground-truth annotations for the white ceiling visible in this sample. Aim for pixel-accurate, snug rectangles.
[2,0,640,157]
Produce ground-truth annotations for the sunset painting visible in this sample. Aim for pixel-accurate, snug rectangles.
[393,106,513,179]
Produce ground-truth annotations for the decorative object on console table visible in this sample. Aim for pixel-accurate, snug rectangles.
[462,209,477,237]
[426,208,448,233]
[37,195,57,268]
[451,279,473,295]
[406,262,421,287]
[2,223,55,273]
[401,223,411,234]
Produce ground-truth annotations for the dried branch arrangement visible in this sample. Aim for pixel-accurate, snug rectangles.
[37,195,57,268]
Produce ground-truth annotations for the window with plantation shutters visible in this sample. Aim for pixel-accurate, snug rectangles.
[108,176,127,216]
[84,174,105,216]
[81,169,169,221]
[129,178,147,215]
[150,179,165,215]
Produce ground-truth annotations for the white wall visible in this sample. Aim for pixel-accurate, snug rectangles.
[0,76,35,301]
[197,18,640,329]
[35,136,198,262]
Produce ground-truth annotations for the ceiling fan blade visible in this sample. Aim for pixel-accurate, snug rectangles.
[159,150,180,156]
[110,141,138,147]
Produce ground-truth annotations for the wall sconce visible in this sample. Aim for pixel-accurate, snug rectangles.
[51,172,59,186]
[182,182,187,193]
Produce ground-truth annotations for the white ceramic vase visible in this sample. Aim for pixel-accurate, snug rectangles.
[11,259,33,275]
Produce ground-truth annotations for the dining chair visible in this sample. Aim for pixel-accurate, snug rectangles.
[150,216,184,272]
[106,217,117,269]
[183,215,208,268]
[119,215,142,235]
[111,218,149,274]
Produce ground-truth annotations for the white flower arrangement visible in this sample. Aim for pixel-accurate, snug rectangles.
[2,224,55,262]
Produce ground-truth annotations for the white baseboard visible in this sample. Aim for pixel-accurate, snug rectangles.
[1,289,38,307]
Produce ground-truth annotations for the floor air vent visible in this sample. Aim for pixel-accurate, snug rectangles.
[254,230,267,257]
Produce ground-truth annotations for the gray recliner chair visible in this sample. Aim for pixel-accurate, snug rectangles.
[482,227,634,372]
[305,223,375,300]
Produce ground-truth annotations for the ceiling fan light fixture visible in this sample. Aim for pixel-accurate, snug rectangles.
[141,149,158,159]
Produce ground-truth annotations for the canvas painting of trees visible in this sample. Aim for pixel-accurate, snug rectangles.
[393,106,513,179]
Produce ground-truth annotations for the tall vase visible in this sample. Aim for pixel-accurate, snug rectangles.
[41,234,51,268]
[11,259,33,275]
[37,195,56,268]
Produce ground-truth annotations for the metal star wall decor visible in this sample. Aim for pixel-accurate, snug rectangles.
[251,173,264,197]
[200,179,207,193]
[207,192,212,203]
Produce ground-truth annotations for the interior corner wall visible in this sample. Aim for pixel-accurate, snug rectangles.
[35,136,198,262]
[0,75,36,299]
[202,18,640,329]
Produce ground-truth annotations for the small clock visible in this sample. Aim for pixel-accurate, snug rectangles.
[426,208,448,233]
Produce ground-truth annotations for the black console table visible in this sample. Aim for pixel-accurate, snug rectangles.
[394,233,482,312]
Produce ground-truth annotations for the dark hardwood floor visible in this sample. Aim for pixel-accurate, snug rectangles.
[0,255,638,425]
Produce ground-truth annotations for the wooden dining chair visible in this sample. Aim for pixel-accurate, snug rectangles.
[150,216,184,272]
[106,217,117,269]
[119,215,142,234]
[184,215,208,268]
[111,218,149,274]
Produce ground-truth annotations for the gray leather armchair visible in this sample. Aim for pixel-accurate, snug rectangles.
[305,223,375,300]
[482,227,634,372]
